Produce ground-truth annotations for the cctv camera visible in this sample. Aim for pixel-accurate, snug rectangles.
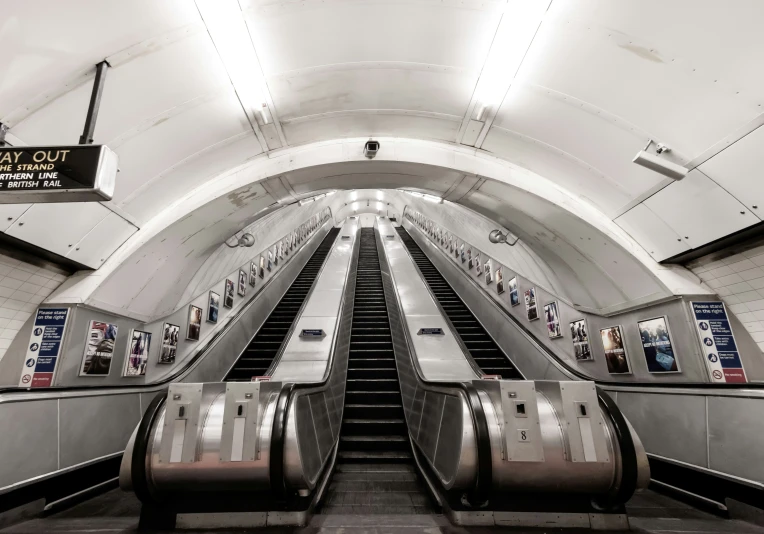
[364,140,380,159]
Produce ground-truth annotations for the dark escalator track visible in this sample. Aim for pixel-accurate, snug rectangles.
[396,226,523,380]
[224,228,340,382]
[323,228,433,514]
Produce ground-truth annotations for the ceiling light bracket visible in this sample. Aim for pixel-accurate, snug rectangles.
[0,123,8,147]
[79,61,110,145]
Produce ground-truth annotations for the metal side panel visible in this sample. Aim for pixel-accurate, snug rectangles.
[0,399,58,490]
[707,395,764,484]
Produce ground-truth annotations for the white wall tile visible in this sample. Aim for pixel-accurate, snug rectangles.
[728,303,750,314]
[751,331,764,343]
[743,321,764,332]
[728,259,757,272]
[739,267,764,281]
[708,265,735,278]
[737,290,762,303]
[716,273,744,286]
[724,281,753,294]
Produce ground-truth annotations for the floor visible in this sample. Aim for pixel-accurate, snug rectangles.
[2,488,763,534]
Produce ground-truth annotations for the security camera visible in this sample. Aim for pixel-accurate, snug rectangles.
[363,140,380,159]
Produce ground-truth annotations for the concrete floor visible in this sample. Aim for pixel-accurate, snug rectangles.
[1,488,763,534]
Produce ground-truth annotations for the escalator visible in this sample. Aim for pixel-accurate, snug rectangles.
[322,228,433,514]
[225,227,340,381]
[396,227,523,380]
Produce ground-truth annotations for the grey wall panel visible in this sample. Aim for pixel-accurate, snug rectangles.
[59,394,141,469]
[615,391,708,468]
[0,399,58,489]
[707,396,764,483]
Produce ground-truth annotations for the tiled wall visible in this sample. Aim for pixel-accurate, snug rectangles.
[0,254,67,362]
[688,244,764,353]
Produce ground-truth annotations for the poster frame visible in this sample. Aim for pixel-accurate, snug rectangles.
[123,329,152,377]
[637,315,681,374]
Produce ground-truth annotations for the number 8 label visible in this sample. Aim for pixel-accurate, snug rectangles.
[518,429,529,442]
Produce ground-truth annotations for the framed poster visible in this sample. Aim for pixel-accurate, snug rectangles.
[279,241,284,259]
[600,325,631,374]
[249,261,257,286]
[475,252,482,275]
[691,302,747,383]
[449,236,454,253]
[159,323,179,364]
[18,308,70,388]
[570,319,592,361]
[460,244,466,263]
[187,304,202,341]
[267,251,273,271]
[207,291,220,323]
[496,268,504,294]
[467,248,473,269]
[238,269,247,297]
[484,259,492,284]
[508,277,519,306]
[124,329,151,377]
[273,246,279,266]
[224,279,234,308]
[638,316,679,373]
[259,256,265,278]
[544,301,562,339]
[525,288,538,321]
[455,240,460,258]
[80,321,118,376]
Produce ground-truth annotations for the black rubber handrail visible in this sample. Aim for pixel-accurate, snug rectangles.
[373,224,493,505]
[400,207,764,391]
[0,216,335,397]
[595,387,639,508]
[131,392,166,505]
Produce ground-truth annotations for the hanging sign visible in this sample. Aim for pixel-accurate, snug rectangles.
[691,302,747,383]
[251,376,271,382]
[0,145,117,203]
[417,327,444,335]
[19,308,70,388]
[300,329,326,338]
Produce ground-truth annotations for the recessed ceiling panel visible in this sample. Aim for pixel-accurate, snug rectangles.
[244,0,501,74]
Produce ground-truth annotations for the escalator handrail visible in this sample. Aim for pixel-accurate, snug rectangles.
[268,224,361,498]
[0,218,335,399]
[131,392,166,505]
[400,209,764,392]
[596,387,639,507]
[373,223,493,504]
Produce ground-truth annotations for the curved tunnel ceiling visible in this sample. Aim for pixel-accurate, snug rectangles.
[2,0,764,270]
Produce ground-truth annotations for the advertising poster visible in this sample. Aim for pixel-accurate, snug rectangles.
[259,256,265,278]
[691,302,747,383]
[224,279,235,308]
[455,240,460,258]
[467,248,473,269]
[600,325,631,374]
[208,291,219,323]
[449,237,454,254]
[80,320,118,376]
[638,316,679,373]
[509,277,519,306]
[460,244,465,263]
[187,305,202,341]
[18,308,69,388]
[545,301,562,339]
[496,268,504,294]
[267,251,273,271]
[279,241,284,259]
[525,288,538,321]
[249,261,257,286]
[570,319,592,361]
[273,246,279,266]
[124,329,151,377]
[484,259,493,284]
[159,323,179,364]
[238,269,247,297]
[475,252,482,275]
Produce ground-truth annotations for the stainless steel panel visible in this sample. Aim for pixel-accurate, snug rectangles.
[59,393,140,469]
[616,391,708,467]
[708,396,764,483]
[417,391,445,460]
[159,384,204,464]
[0,399,58,489]
[433,395,464,486]
[219,382,261,463]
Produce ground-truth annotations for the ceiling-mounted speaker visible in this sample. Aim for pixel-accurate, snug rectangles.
[633,151,688,181]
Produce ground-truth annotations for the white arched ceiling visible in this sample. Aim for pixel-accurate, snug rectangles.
[3,1,763,277]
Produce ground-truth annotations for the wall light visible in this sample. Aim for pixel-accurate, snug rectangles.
[632,140,688,181]
[489,229,520,247]
[225,232,255,248]
[475,0,551,111]
[196,0,270,125]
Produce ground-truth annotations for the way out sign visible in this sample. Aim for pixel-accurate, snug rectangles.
[0,145,117,203]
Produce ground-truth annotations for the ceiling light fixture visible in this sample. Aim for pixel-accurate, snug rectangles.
[225,232,255,248]
[196,0,270,125]
[489,229,520,247]
[632,139,688,180]
[474,0,551,113]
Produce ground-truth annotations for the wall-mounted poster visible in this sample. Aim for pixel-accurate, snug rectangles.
[80,321,118,376]
[267,251,273,271]
[691,302,747,383]
[460,244,466,263]
[449,236,454,254]
[544,301,562,339]
[249,261,257,286]
[496,268,504,294]
[273,246,279,266]
[259,256,265,278]
[570,319,592,361]
[484,259,493,284]
[455,240,460,258]
[508,277,519,306]
[187,305,202,341]
[159,323,179,364]
[525,288,538,321]
[124,329,151,377]
[224,279,234,308]
[475,252,482,275]
[638,316,679,373]
[208,291,219,323]
[18,308,70,388]
[238,269,247,297]
[279,241,284,259]
[600,325,631,374]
